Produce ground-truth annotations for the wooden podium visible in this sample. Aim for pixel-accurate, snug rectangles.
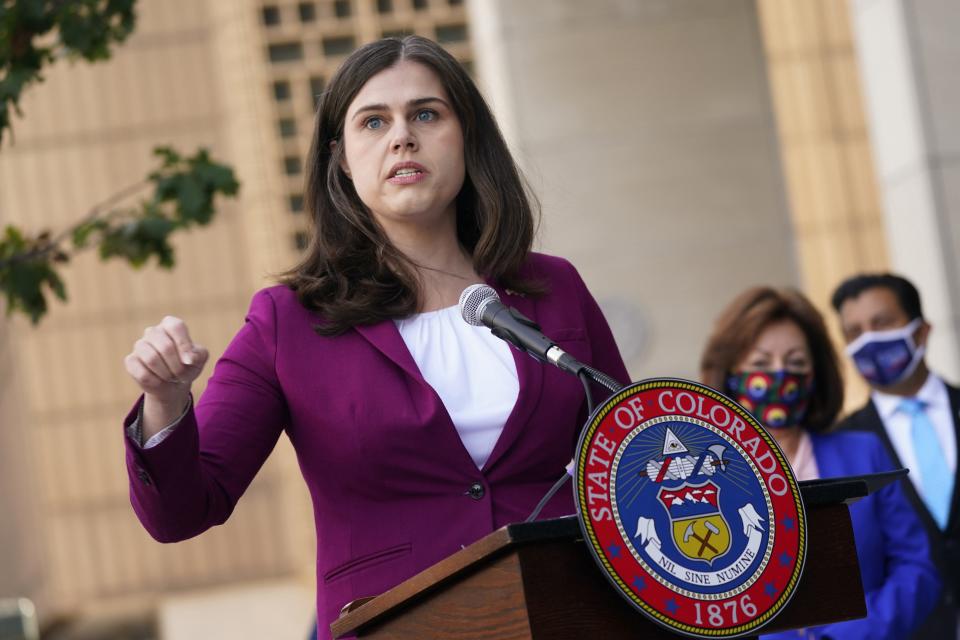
[332,472,903,639]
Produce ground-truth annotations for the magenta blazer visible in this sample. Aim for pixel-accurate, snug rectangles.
[124,253,629,638]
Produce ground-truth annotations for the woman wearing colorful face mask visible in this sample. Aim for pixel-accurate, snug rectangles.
[701,287,939,640]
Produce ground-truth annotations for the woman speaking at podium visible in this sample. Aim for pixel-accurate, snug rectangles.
[121,36,628,638]
[701,287,938,639]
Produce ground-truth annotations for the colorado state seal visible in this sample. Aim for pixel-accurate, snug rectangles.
[574,379,806,638]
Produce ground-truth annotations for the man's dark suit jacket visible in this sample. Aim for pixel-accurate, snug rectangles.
[839,380,960,639]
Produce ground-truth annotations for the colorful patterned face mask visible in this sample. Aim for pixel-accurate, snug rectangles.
[725,370,814,429]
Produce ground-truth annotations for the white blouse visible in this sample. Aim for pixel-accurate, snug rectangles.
[395,305,519,469]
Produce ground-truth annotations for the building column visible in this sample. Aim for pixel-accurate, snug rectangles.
[0,323,45,610]
[849,0,960,382]
[467,0,798,380]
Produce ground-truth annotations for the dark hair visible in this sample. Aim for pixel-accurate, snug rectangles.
[700,287,844,433]
[280,36,541,335]
[830,273,923,320]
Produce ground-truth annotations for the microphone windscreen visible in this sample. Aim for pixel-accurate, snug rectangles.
[459,284,499,326]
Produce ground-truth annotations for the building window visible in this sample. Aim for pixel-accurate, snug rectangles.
[289,194,305,213]
[322,36,356,57]
[294,231,310,251]
[309,76,325,109]
[334,0,351,18]
[298,2,316,22]
[412,0,428,9]
[377,0,392,14]
[435,24,467,43]
[261,5,281,26]
[273,80,292,101]
[278,118,297,138]
[382,28,412,39]
[268,42,304,63]
[284,156,302,175]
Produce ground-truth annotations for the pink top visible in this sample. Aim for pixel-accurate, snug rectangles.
[790,430,821,482]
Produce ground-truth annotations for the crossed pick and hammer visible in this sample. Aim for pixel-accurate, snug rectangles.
[684,521,721,557]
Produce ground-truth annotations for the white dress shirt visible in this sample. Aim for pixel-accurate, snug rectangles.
[396,305,519,469]
[872,372,957,495]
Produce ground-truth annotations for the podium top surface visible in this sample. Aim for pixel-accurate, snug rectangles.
[798,468,905,505]
[481,468,906,547]
[331,471,904,638]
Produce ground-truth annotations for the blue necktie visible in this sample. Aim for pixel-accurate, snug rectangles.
[901,398,953,529]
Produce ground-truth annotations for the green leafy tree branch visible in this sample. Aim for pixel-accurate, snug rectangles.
[0,1,241,324]
[1,0,136,145]
[0,147,240,323]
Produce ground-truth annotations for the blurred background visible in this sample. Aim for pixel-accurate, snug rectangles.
[0,0,958,637]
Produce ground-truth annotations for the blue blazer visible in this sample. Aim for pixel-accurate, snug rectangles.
[763,430,939,640]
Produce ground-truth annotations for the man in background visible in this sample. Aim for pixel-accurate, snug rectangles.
[832,273,959,639]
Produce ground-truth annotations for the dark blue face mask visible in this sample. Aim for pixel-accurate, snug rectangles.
[845,318,925,387]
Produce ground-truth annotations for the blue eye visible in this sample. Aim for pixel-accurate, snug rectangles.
[415,110,436,122]
[364,116,384,130]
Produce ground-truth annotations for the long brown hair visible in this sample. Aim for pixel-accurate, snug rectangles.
[281,36,541,335]
[700,287,844,432]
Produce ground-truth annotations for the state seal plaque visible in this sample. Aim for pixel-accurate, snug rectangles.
[574,379,806,638]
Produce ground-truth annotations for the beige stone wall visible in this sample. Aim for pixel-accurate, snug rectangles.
[0,323,45,607]
[756,0,890,408]
[468,0,800,381]
[847,0,960,385]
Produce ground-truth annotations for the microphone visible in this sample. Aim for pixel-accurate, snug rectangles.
[458,284,589,378]
[460,284,625,523]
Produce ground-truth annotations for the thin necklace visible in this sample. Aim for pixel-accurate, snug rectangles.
[412,260,476,281]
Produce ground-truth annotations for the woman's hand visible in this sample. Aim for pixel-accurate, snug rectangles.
[124,316,209,438]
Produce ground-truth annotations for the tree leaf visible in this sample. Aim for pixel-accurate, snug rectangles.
[0,255,67,324]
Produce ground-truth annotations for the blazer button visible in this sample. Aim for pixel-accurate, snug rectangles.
[468,482,485,500]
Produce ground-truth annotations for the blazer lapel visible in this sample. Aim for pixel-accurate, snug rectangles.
[944,383,960,531]
[355,312,502,475]
[482,286,544,472]
[354,319,423,382]
[862,400,904,469]
[352,290,548,475]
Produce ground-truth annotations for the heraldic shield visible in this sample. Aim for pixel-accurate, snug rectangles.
[659,482,732,565]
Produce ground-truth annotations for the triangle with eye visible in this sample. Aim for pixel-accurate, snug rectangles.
[662,428,689,456]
